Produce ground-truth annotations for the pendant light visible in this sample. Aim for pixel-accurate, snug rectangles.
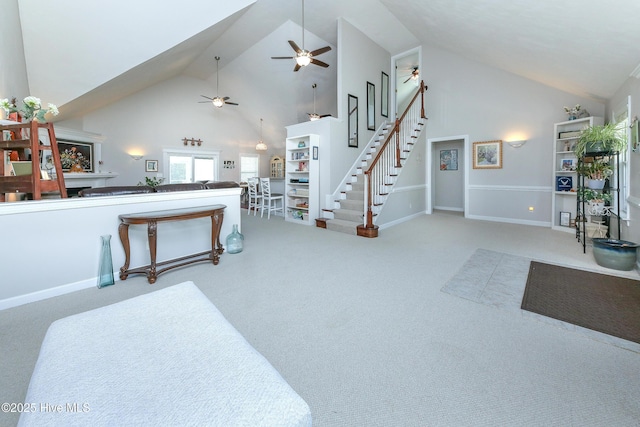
[309,83,319,121]
[256,118,267,151]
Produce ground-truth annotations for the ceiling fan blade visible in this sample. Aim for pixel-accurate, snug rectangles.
[288,40,302,54]
[225,102,239,106]
[310,58,329,68]
[309,46,331,56]
[293,63,302,72]
[271,56,295,59]
[320,114,332,118]
[222,96,230,101]
[403,76,412,84]
[200,95,214,100]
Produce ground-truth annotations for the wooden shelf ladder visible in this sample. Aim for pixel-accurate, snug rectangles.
[0,120,67,201]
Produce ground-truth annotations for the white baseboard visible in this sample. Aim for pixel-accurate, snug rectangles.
[465,214,550,228]
[433,206,464,212]
[377,211,426,230]
[0,277,106,311]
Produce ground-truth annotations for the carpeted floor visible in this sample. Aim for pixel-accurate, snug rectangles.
[522,261,640,345]
[442,249,640,352]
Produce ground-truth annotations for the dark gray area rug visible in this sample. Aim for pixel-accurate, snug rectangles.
[522,261,640,345]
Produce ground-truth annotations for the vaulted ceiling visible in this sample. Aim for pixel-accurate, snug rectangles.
[17,0,640,122]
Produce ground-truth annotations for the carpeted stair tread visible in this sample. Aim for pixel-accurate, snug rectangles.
[346,190,364,200]
[333,208,363,222]
[325,218,359,235]
[339,199,363,210]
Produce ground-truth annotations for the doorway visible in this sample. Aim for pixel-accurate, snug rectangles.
[427,136,467,215]
[391,47,421,120]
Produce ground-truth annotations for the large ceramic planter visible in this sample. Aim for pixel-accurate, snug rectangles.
[592,238,639,271]
[587,179,605,190]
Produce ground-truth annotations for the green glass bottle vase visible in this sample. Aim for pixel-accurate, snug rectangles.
[226,224,244,254]
[97,234,115,288]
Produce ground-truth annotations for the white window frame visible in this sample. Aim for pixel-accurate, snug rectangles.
[162,148,220,184]
[239,153,260,183]
[611,96,631,220]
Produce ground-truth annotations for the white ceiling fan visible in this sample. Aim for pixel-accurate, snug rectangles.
[271,0,331,72]
[199,56,238,108]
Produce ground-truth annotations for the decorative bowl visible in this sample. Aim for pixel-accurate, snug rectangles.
[592,238,639,271]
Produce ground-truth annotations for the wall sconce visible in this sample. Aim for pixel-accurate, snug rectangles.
[130,154,143,160]
[507,140,527,148]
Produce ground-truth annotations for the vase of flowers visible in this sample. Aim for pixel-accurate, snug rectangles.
[1,96,59,122]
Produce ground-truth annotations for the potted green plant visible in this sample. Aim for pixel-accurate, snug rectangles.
[578,188,612,215]
[573,122,627,157]
[576,159,613,189]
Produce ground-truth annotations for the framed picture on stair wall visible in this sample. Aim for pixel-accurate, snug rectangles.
[348,94,358,148]
[367,81,375,131]
[472,140,502,169]
[381,72,389,118]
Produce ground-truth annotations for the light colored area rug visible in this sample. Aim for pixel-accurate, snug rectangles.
[442,249,640,353]
[441,249,530,312]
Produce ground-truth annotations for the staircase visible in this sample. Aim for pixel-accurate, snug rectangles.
[317,81,427,237]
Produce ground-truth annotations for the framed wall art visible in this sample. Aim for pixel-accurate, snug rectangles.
[440,149,458,170]
[58,140,94,172]
[381,71,389,118]
[472,140,502,169]
[631,116,639,152]
[367,81,375,131]
[145,159,158,172]
[348,94,358,148]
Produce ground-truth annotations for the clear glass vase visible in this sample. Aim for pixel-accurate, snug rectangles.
[97,234,115,288]
[226,224,244,254]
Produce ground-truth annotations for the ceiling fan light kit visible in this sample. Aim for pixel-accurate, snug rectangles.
[271,0,331,72]
[199,56,238,108]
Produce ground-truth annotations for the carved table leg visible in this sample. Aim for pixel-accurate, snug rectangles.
[118,222,131,280]
[210,210,224,265]
[147,220,158,284]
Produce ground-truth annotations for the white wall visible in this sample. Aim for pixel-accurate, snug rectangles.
[421,44,606,225]
[73,75,261,186]
[0,189,241,309]
[335,19,392,192]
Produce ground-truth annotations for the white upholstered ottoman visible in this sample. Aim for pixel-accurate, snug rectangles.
[18,282,311,427]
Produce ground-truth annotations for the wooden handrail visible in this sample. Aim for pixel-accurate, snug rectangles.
[362,81,426,231]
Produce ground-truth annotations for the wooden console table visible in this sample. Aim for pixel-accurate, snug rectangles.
[118,205,226,284]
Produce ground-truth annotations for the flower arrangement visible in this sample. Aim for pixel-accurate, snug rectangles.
[60,146,91,170]
[1,96,59,122]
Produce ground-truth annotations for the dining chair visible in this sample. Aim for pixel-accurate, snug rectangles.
[247,177,262,216]
[259,177,284,219]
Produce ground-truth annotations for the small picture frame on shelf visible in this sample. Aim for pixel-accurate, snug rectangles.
[561,159,575,171]
[556,175,572,191]
[145,159,158,172]
[560,211,571,227]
